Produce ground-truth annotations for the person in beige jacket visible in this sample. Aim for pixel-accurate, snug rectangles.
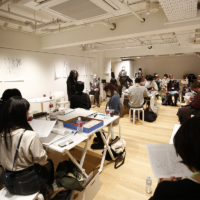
[0,97,54,195]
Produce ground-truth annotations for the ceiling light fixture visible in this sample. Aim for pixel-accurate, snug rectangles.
[2,22,8,30]
[146,2,150,15]
[137,57,140,58]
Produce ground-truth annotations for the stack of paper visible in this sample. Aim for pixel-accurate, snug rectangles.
[147,144,193,178]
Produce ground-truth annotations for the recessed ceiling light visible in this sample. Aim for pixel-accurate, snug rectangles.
[137,57,140,58]
[146,12,150,15]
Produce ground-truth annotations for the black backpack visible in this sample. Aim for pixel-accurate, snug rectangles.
[140,108,157,122]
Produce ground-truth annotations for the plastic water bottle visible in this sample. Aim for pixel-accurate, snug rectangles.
[146,175,152,194]
[106,106,110,119]
[77,117,83,133]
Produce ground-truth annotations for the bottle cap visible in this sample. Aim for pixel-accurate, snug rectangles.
[78,117,81,120]
[107,106,109,109]
[148,175,151,178]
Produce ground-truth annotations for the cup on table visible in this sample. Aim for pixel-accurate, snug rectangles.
[110,109,115,117]
[43,94,46,97]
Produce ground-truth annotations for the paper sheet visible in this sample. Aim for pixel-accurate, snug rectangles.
[29,120,56,137]
[147,144,193,178]
[55,61,67,78]
[40,133,63,145]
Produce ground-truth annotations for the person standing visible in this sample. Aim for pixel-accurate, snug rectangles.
[90,74,100,107]
[167,74,179,106]
[119,66,127,86]
[135,68,143,78]
[67,70,78,101]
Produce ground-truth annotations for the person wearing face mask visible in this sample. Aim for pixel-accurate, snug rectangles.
[196,75,200,83]
[177,82,200,124]
[119,66,127,87]
[161,74,169,89]
[90,74,100,107]
[167,74,179,106]
[135,68,143,78]
[182,76,191,103]
[155,74,162,91]
[141,76,147,86]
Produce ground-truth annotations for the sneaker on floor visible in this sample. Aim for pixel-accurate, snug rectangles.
[97,104,100,107]
[92,100,95,105]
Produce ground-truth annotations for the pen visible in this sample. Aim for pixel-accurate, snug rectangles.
[74,131,78,136]
[93,114,97,118]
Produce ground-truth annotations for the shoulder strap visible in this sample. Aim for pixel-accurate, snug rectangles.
[12,129,26,171]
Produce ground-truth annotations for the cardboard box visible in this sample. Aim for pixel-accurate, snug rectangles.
[75,171,100,200]
[62,116,104,133]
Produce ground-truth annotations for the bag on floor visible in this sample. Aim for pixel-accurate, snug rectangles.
[141,108,157,122]
[103,136,126,169]
[55,159,85,192]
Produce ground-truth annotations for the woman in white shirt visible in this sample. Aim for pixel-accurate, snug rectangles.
[0,97,54,195]
[161,74,169,89]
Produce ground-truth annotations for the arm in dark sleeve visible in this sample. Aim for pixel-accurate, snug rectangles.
[67,79,74,90]
[90,81,94,91]
[190,95,200,108]
[86,94,91,109]
[176,81,179,92]
[70,96,75,109]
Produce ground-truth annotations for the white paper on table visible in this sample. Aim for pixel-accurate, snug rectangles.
[49,134,87,152]
[40,133,63,145]
[147,144,193,178]
[52,127,72,136]
[29,120,56,137]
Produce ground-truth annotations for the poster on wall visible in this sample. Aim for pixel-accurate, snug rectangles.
[104,59,111,75]
[3,58,24,82]
[85,62,93,76]
[77,62,85,76]
[55,61,67,78]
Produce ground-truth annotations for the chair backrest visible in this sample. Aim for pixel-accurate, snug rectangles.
[53,91,65,102]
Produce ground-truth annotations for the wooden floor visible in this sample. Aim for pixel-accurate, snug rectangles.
[47,99,180,200]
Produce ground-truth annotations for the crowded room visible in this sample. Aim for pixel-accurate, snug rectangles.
[0,0,200,200]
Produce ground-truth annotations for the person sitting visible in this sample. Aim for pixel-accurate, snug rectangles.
[182,76,191,102]
[145,76,158,91]
[0,88,22,121]
[141,76,146,86]
[126,76,133,89]
[70,81,91,110]
[89,74,100,107]
[91,83,121,149]
[155,74,162,91]
[161,74,169,89]
[197,75,200,83]
[149,117,200,200]
[0,97,54,195]
[110,77,122,98]
[167,74,179,106]
[177,82,200,124]
[128,78,148,117]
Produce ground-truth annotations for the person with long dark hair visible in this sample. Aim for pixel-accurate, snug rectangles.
[0,88,22,121]
[67,70,78,101]
[0,97,54,195]
[149,117,200,200]
[110,77,122,98]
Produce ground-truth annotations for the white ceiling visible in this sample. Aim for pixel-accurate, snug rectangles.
[0,0,200,58]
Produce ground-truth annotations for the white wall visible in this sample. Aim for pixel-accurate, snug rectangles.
[112,60,131,80]
[113,56,200,80]
[0,48,97,113]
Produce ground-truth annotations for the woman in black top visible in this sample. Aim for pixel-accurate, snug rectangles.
[150,117,200,200]
[70,81,91,110]
[67,70,78,101]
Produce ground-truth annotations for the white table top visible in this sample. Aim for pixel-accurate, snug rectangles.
[41,109,118,153]
[169,124,181,144]
[28,97,54,103]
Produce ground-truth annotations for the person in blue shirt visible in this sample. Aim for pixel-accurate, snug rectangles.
[91,83,121,149]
